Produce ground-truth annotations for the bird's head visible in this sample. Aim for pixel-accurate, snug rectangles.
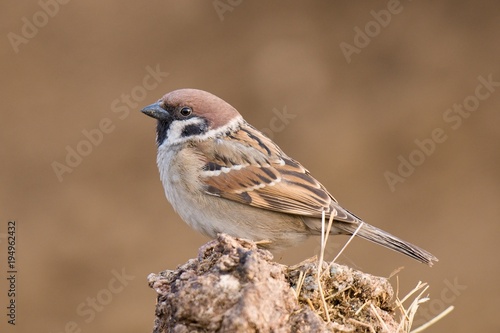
[141,89,242,147]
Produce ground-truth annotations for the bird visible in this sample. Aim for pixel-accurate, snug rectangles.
[141,88,438,266]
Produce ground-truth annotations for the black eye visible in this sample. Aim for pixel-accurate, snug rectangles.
[179,106,192,117]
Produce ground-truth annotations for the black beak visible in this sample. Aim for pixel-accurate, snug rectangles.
[141,102,171,121]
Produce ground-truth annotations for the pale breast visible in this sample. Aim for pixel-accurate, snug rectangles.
[155,144,309,248]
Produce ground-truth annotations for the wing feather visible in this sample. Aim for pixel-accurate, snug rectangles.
[195,123,354,220]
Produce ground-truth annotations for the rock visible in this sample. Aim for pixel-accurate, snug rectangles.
[148,234,401,333]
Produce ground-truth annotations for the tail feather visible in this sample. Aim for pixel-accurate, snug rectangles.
[334,221,438,266]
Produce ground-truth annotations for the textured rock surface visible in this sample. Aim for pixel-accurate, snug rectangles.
[148,234,399,333]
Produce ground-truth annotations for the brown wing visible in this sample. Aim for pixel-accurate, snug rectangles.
[195,123,358,222]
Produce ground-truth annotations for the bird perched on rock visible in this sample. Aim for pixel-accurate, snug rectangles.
[141,89,438,266]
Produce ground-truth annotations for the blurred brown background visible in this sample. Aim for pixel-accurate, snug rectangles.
[1,1,499,332]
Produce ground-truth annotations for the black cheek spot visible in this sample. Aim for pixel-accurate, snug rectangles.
[181,123,207,138]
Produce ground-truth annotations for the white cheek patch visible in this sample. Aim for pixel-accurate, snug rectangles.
[163,118,206,146]
[195,116,243,142]
[159,116,244,150]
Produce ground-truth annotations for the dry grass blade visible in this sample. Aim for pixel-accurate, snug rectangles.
[316,209,334,322]
[370,303,390,332]
[305,297,316,312]
[294,270,305,299]
[409,306,454,333]
[325,285,351,301]
[395,282,429,332]
[330,221,364,265]
[355,300,370,316]
[400,281,428,304]
[296,206,452,333]
[348,318,377,333]
[393,279,454,333]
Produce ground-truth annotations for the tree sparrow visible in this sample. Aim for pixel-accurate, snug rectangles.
[141,89,438,266]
